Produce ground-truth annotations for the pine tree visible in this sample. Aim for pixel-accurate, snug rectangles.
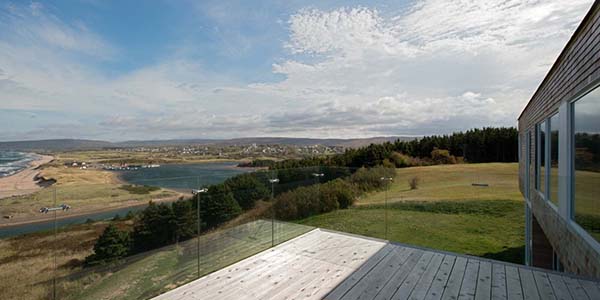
[85,224,130,265]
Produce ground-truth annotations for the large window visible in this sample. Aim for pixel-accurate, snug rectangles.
[572,87,600,243]
[536,121,546,194]
[549,113,559,206]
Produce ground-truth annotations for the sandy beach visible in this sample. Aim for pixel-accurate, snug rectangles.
[0,155,54,199]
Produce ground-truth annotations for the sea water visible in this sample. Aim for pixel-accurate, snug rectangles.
[0,151,38,177]
[116,162,253,191]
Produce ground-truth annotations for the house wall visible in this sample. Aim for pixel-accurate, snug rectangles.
[518,2,600,278]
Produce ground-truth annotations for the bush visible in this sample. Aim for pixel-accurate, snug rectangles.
[349,166,396,192]
[390,152,413,167]
[408,176,420,190]
[320,179,359,209]
[431,148,457,165]
[86,224,130,265]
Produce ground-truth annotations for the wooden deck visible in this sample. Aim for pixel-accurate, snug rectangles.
[153,229,600,300]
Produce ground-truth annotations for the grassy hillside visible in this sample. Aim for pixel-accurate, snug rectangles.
[298,163,525,263]
[358,163,521,205]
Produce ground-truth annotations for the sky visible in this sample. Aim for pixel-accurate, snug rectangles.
[0,0,594,142]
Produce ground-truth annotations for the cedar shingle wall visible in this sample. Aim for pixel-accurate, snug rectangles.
[518,2,600,278]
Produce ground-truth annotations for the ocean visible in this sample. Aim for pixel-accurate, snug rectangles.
[116,162,253,191]
[0,151,38,177]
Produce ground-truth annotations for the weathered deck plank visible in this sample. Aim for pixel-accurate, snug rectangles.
[325,244,396,300]
[373,249,424,300]
[517,268,540,300]
[533,270,557,300]
[341,247,413,300]
[425,255,457,300]
[408,253,445,300]
[561,276,589,300]
[491,263,507,300]
[391,251,435,300]
[547,273,573,300]
[458,259,480,300]
[505,266,523,300]
[153,229,600,300]
[475,261,492,300]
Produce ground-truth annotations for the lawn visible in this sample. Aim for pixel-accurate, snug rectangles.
[297,200,524,263]
[359,163,521,205]
[298,163,526,264]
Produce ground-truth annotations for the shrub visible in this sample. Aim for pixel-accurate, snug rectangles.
[321,179,359,209]
[86,224,130,265]
[350,166,396,192]
[382,158,396,168]
[408,176,420,190]
[390,152,417,167]
[431,148,457,165]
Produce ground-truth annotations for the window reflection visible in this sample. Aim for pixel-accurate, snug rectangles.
[549,114,559,205]
[573,87,600,242]
[537,121,546,194]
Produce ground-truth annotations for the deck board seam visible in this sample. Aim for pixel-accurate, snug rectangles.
[404,252,440,300]
[330,244,395,300]
[429,254,457,300]
[454,260,467,299]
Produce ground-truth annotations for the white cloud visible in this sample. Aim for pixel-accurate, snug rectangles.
[0,0,594,140]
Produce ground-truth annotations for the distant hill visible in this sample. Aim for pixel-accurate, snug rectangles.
[0,136,416,152]
[0,139,113,152]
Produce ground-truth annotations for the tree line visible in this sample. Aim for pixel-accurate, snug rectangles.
[85,166,356,265]
[258,127,518,169]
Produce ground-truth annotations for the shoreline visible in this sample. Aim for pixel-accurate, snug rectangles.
[0,154,54,199]
[0,192,185,229]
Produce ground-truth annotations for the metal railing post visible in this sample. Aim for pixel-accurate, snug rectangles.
[194,181,208,279]
[269,177,279,247]
[380,177,393,240]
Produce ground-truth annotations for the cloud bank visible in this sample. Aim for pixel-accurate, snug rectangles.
[0,0,593,141]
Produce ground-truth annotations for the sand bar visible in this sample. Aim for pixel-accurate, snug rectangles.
[0,154,54,199]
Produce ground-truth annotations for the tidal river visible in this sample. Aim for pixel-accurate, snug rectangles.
[0,162,253,238]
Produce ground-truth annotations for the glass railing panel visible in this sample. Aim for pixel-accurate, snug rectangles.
[0,187,56,300]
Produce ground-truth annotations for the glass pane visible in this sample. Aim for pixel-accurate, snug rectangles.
[538,121,546,194]
[573,87,600,243]
[549,113,559,206]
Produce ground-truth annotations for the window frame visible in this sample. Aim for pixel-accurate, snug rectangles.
[567,81,600,251]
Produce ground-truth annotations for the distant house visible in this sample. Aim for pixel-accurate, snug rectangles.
[518,2,600,277]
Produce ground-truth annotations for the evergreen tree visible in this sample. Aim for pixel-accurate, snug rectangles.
[131,202,176,253]
[85,224,130,265]
[224,173,270,210]
[199,184,241,228]
[172,200,197,242]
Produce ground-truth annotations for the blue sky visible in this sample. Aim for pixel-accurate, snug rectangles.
[0,0,594,141]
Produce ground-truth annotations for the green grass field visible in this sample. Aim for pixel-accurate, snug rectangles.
[297,163,526,264]
[358,163,521,205]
